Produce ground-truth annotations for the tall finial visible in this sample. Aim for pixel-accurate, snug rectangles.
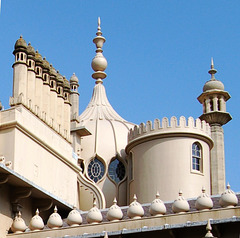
[208,57,217,80]
[97,17,101,34]
[205,219,214,237]
[91,17,108,84]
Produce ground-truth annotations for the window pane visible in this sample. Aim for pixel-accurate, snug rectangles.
[88,157,105,183]
[108,158,126,183]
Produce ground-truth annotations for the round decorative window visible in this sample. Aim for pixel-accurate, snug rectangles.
[108,158,126,183]
[88,157,105,183]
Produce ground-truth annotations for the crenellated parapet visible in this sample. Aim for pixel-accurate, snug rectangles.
[127,116,212,150]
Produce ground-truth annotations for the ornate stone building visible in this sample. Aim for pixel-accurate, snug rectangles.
[0,18,238,237]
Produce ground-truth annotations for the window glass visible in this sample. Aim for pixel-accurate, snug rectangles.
[192,143,201,171]
[108,158,125,183]
[88,157,105,183]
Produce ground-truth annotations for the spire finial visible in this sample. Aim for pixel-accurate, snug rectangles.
[208,57,217,80]
[205,219,214,237]
[98,17,101,30]
[91,17,108,84]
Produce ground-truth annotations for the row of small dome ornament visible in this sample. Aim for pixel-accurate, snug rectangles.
[10,184,238,233]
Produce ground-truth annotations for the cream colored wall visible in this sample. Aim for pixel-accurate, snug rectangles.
[0,106,80,206]
[129,137,211,203]
[78,119,132,207]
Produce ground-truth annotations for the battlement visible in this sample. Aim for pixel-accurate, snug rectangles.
[128,116,212,144]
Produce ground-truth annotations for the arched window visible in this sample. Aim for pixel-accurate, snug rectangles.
[88,157,105,183]
[192,143,201,171]
[108,158,126,184]
[210,99,213,111]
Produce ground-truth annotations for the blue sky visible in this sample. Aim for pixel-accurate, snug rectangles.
[0,1,239,192]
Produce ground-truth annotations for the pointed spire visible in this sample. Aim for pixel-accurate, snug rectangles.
[208,57,217,80]
[91,17,108,84]
[204,219,214,237]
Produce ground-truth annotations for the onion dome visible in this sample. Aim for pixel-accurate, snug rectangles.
[29,209,44,231]
[11,211,27,233]
[42,57,50,70]
[204,219,215,238]
[86,200,103,224]
[35,50,43,63]
[172,190,190,213]
[56,71,64,84]
[107,198,123,221]
[195,187,213,211]
[127,194,144,219]
[78,19,134,202]
[27,42,35,56]
[203,58,224,92]
[63,76,70,89]
[66,207,82,227]
[70,73,79,84]
[47,206,63,229]
[219,183,238,208]
[49,64,57,77]
[149,192,166,216]
[14,35,27,50]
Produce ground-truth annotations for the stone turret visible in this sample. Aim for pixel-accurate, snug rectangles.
[126,116,213,203]
[70,73,79,121]
[35,50,43,115]
[12,36,28,105]
[42,57,51,117]
[26,42,36,109]
[198,59,231,195]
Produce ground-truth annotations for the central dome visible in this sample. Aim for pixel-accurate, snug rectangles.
[78,18,134,207]
[79,83,134,161]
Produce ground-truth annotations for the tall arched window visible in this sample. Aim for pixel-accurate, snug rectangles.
[192,143,201,171]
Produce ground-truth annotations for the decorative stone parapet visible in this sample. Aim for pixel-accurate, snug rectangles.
[127,116,213,151]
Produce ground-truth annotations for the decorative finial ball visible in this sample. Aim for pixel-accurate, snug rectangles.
[29,209,44,231]
[91,54,108,72]
[11,212,27,233]
[67,207,82,227]
[47,206,63,229]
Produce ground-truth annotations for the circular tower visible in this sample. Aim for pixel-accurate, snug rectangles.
[126,116,213,204]
[197,59,232,195]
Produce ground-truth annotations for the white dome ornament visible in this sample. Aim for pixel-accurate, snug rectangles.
[149,192,166,216]
[29,209,44,231]
[127,194,144,219]
[67,207,82,227]
[107,198,123,221]
[195,187,213,211]
[86,199,103,224]
[47,206,63,229]
[172,190,190,213]
[11,211,27,233]
[219,183,238,208]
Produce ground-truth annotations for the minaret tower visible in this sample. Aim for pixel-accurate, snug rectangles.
[198,59,232,195]
[12,36,28,105]
[70,73,79,121]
